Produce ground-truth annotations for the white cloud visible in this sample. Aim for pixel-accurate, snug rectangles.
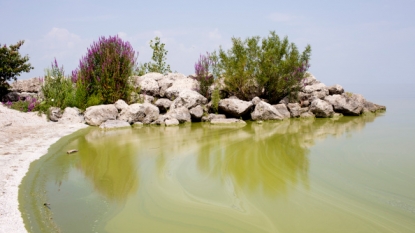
[209,28,222,40]
[43,27,83,50]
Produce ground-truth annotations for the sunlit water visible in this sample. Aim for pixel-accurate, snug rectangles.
[19,98,415,233]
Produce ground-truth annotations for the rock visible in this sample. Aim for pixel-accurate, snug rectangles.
[132,122,144,127]
[251,97,262,105]
[218,98,253,119]
[328,84,344,95]
[84,104,118,126]
[251,101,284,121]
[167,73,188,80]
[10,78,42,93]
[157,78,174,97]
[363,100,386,113]
[139,94,154,104]
[170,89,208,110]
[303,83,327,93]
[279,96,290,105]
[118,103,159,124]
[300,111,315,118]
[324,93,365,116]
[309,99,334,118]
[165,118,180,126]
[114,99,129,112]
[1,91,20,102]
[287,103,302,118]
[201,114,226,122]
[302,72,320,86]
[155,98,172,113]
[189,105,204,121]
[138,76,160,96]
[165,77,199,100]
[273,104,291,119]
[210,118,247,125]
[48,107,62,122]
[59,107,84,124]
[140,72,165,81]
[166,107,191,123]
[99,120,131,130]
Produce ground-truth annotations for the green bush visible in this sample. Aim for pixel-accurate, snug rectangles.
[211,31,311,103]
[72,35,137,104]
[136,37,171,75]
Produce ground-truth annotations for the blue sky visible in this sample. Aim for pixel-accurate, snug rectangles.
[1,0,414,100]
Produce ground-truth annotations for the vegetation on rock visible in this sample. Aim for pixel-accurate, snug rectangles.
[136,37,171,75]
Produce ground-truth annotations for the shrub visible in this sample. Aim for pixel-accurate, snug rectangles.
[136,37,171,75]
[211,88,220,113]
[192,52,215,98]
[72,35,137,104]
[212,31,311,103]
[40,59,76,111]
[6,96,39,112]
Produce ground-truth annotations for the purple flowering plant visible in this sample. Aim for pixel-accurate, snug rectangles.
[72,35,137,104]
[192,52,215,98]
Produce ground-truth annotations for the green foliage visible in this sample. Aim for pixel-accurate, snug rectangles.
[8,97,39,112]
[73,35,137,104]
[0,40,34,98]
[211,88,220,114]
[212,31,311,103]
[136,37,171,75]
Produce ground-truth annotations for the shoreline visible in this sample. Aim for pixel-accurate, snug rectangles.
[0,104,88,233]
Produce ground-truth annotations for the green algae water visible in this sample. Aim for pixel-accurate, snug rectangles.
[19,101,415,233]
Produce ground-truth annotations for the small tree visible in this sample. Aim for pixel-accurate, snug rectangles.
[0,40,34,95]
[72,35,137,104]
[136,37,171,75]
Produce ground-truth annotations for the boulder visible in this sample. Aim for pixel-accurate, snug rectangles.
[287,103,302,118]
[218,98,253,119]
[251,101,284,121]
[59,107,84,124]
[99,120,131,130]
[114,99,129,112]
[10,78,42,93]
[251,97,262,105]
[201,114,226,122]
[118,103,159,124]
[170,89,208,110]
[155,98,172,113]
[132,122,144,128]
[138,76,160,96]
[138,94,154,104]
[210,118,247,125]
[324,93,365,116]
[1,91,20,102]
[271,104,290,119]
[309,99,334,118]
[84,104,118,126]
[302,72,320,86]
[189,105,204,121]
[48,107,63,122]
[300,111,315,118]
[166,107,191,123]
[165,118,180,126]
[157,78,174,97]
[328,84,344,95]
[165,78,199,100]
[303,83,328,93]
[363,100,386,113]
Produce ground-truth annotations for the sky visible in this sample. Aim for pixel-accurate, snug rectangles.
[1,0,414,101]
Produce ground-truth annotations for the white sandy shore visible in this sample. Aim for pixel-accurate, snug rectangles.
[0,104,88,233]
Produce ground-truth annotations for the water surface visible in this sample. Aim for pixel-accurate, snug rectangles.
[20,101,415,233]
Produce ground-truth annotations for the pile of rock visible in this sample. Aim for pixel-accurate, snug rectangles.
[6,72,386,129]
[2,78,43,102]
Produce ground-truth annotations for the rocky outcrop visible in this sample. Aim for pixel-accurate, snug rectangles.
[251,101,284,121]
[138,76,160,96]
[165,76,199,100]
[273,104,291,119]
[155,98,172,113]
[114,99,129,112]
[310,99,334,118]
[189,105,204,121]
[328,84,344,95]
[218,98,253,119]
[287,103,302,118]
[99,120,131,130]
[84,104,118,126]
[118,103,159,124]
[166,107,191,123]
[170,89,207,110]
[10,78,42,93]
[165,118,180,126]
[324,93,365,116]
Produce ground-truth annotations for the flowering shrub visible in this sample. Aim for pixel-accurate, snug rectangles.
[211,31,311,103]
[4,96,39,112]
[72,35,137,104]
[192,52,215,98]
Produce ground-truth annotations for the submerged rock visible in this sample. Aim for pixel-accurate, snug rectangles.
[99,120,131,130]
[210,118,247,125]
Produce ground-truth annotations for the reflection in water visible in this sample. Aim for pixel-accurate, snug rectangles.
[22,111,410,233]
[76,128,139,203]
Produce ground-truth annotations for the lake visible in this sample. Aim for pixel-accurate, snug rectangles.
[19,94,415,233]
